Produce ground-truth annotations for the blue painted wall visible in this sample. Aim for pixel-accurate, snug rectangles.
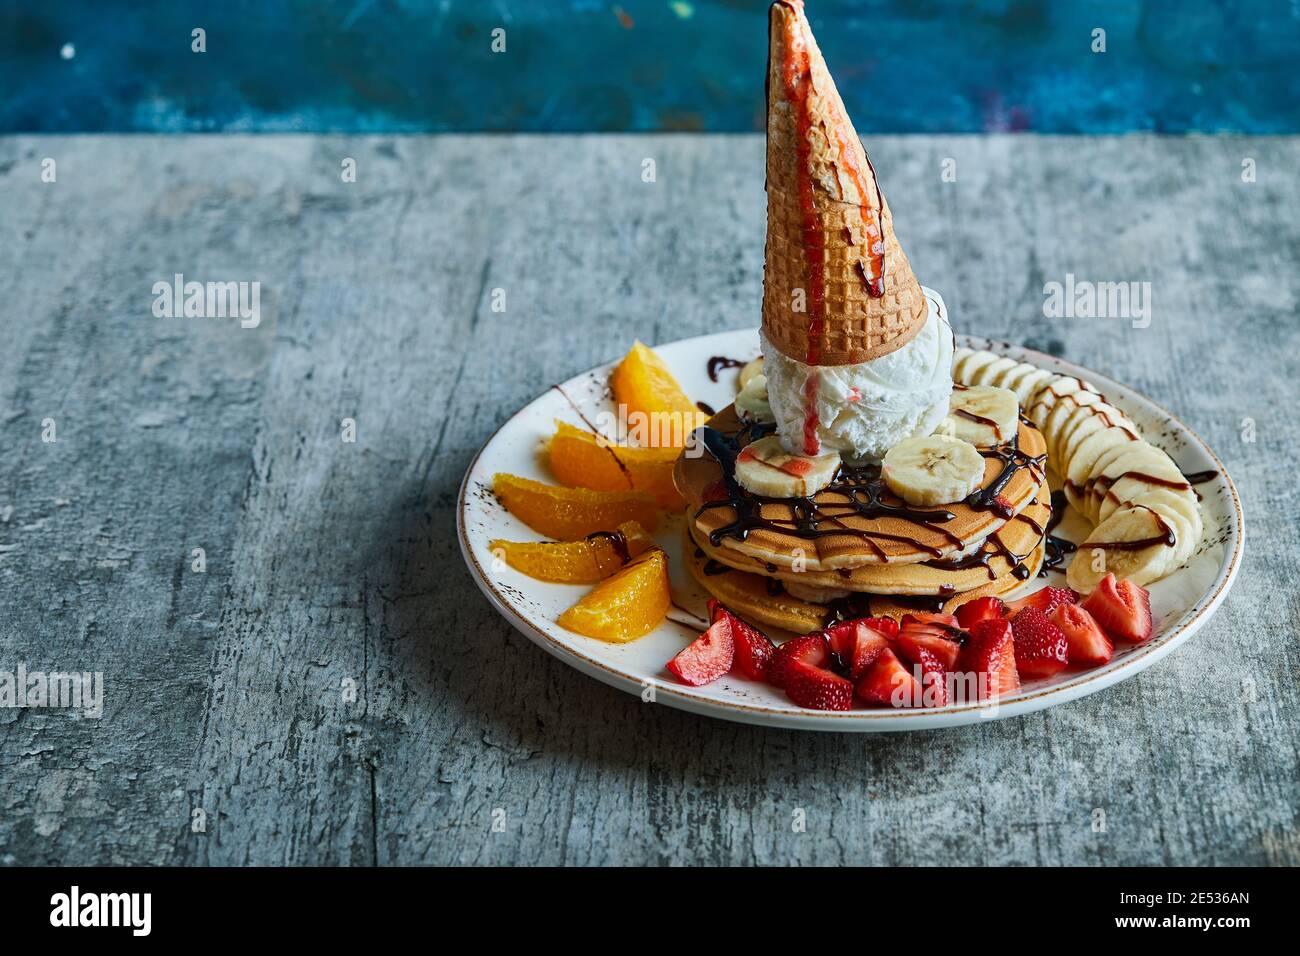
[3,0,1297,133]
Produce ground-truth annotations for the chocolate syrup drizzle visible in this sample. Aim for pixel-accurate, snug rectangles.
[585,529,630,565]
[695,422,966,561]
[694,419,1045,564]
[1040,489,1077,575]
[963,421,1047,520]
[706,356,747,382]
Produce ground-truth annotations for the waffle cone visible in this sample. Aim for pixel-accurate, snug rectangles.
[762,1,926,366]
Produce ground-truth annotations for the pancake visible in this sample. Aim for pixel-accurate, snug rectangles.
[684,523,1044,634]
[676,404,1048,571]
[688,484,1051,596]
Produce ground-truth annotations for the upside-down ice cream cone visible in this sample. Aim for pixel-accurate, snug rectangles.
[758,0,952,461]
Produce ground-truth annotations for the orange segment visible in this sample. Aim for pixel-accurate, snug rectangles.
[493,473,660,540]
[548,420,684,509]
[557,548,671,642]
[490,520,654,584]
[609,341,709,448]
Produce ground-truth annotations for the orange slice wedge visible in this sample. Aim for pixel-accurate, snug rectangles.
[557,548,671,642]
[548,420,684,509]
[490,520,654,584]
[493,473,660,540]
[609,341,709,448]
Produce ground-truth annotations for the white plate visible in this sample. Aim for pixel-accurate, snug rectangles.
[457,331,1244,731]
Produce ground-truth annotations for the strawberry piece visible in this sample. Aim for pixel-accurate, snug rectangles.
[900,611,960,630]
[913,647,949,708]
[784,658,854,711]
[666,618,734,686]
[957,618,1020,700]
[767,633,829,690]
[1049,603,1113,666]
[824,620,857,666]
[855,648,924,708]
[896,622,962,671]
[1009,607,1069,678]
[825,617,897,679]
[708,600,776,681]
[955,595,1006,629]
[1080,574,1153,643]
[1006,586,1078,618]
[780,458,813,477]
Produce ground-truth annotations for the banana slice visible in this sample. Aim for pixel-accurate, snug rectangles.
[1063,427,1139,515]
[1025,375,1100,433]
[1041,389,1106,464]
[882,435,985,507]
[734,435,840,498]
[1013,368,1057,409]
[735,373,774,423]
[954,349,1001,385]
[1067,504,1178,591]
[971,356,1019,387]
[1057,401,1138,480]
[995,362,1040,396]
[1092,443,1187,524]
[942,386,1020,447]
[1078,440,1147,523]
[1126,488,1201,568]
[737,357,764,391]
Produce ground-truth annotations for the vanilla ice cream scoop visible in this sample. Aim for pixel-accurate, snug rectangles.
[762,289,954,464]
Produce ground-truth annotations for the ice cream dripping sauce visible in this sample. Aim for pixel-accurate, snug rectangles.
[775,1,885,456]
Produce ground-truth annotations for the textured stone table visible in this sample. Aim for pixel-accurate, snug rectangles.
[0,134,1295,866]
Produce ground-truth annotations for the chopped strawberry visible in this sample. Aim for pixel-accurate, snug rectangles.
[1009,607,1069,678]
[869,616,900,639]
[900,611,960,630]
[1006,585,1078,618]
[955,595,1006,629]
[1049,603,1113,666]
[780,458,813,477]
[1080,574,1153,643]
[708,601,776,681]
[736,446,757,463]
[896,622,962,670]
[784,659,854,711]
[957,618,1020,700]
[913,647,949,708]
[767,633,829,690]
[855,648,924,708]
[666,618,734,686]
[825,617,897,679]
[824,620,857,667]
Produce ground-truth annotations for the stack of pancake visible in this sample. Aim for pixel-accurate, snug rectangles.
[675,404,1050,635]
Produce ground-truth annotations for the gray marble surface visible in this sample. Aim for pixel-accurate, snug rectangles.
[0,134,1295,866]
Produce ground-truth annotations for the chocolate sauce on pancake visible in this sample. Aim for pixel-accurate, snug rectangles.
[695,424,963,560]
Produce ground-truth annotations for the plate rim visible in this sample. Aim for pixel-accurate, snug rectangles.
[456,332,1245,731]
